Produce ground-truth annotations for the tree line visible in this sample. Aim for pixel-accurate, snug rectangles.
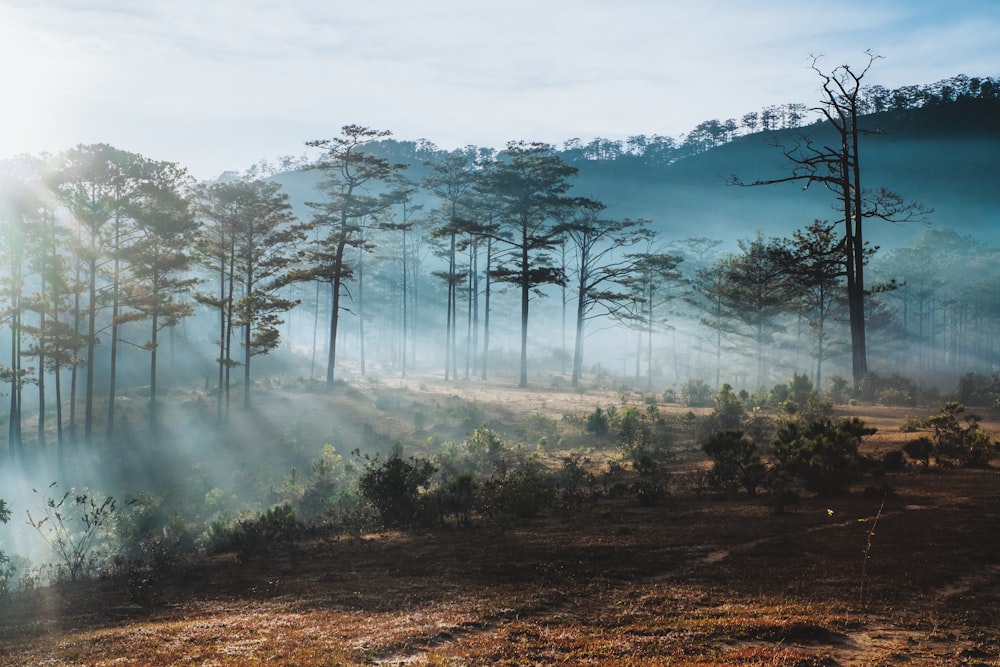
[0,63,996,470]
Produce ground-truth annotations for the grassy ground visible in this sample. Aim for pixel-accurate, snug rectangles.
[1,379,999,666]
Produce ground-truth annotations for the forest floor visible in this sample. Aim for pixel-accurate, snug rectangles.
[1,376,1000,666]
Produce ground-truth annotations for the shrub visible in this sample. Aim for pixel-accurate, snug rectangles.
[204,504,305,557]
[858,372,919,405]
[877,388,914,407]
[115,492,194,566]
[482,459,554,529]
[27,485,120,581]
[296,445,356,523]
[827,375,851,404]
[798,392,835,423]
[618,405,642,435]
[701,384,745,435]
[585,407,610,435]
[358,450,437,529]
[903,436,934,468]
[238,504,304,554]
[771,418,875,495]
[464,427,505,471]
[557,454,597,508]
[701,429,766,497]
[435,473,479,526]
[681,379,714,407]
[788,373,814,405]
[955,372,1000,408]
[925,402,997,467]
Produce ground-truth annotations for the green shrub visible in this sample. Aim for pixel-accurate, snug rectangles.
[435,473,479,526]
[115,492,194,565]
[681,379,714,407]
[358,451,437,529]
[788,373,814,405]
[877,388,914,407]
[798,392,835,423]
[925,402,997,467]
[482,459,554,529]
[557,454,597,508]
[827,375,850,404]
[585,407,610,435]
[240,504,304,552]
[903,436,934,468]
[701,384,745,435]
[27,485,120,581]
[771,418,875,495]
[858,372,920,405]
[203,504,305,557]
[701,429,766,497]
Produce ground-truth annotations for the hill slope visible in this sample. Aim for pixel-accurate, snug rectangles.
[273,98,1000,250]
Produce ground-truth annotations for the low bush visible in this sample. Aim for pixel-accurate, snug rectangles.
[925,402,997,467]
[771,418,876,495]
[681,379,714,407]
[358,450,437,529]
[203,504,305,557]
[701,429,766,497]
[585,407,610,435]
[27,485,120,581]
[482,459,554,529]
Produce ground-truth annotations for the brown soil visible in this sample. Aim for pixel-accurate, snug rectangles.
[2,378,999,666]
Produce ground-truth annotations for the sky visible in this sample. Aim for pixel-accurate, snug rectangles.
[1,0,997,180]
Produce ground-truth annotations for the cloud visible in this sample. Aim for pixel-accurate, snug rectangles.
[2,0,998,178]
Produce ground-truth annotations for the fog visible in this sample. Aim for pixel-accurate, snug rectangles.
[1,83,999,587]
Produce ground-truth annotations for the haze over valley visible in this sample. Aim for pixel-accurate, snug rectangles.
[1,4,1000,662]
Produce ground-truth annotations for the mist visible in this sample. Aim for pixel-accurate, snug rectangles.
[0,74,998,598]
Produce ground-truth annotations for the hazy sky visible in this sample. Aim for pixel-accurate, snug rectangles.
[1,1,997,180]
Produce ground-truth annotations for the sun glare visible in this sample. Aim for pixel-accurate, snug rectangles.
[0,8,73,160]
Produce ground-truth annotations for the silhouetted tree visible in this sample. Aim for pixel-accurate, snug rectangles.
[553,204,653,387]
[304,125,407,387]
[617,247,684,389]
[124,162,197,424]
[733,53,929,388]
[486,141,579,388]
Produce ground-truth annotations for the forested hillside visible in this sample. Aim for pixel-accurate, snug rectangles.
[0,72,997,465]
[269,78,1000,251]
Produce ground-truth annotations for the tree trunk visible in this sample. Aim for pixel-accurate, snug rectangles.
[106,218,121,441]
[481,237,492,381]
[326,238,347,387]
[571,279,586,387]
[358,243,366,377]
[85,252,96,443]
[519,232,530,389]
[150,309,159,428]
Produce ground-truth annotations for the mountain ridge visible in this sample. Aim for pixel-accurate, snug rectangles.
[271,96,1000,251]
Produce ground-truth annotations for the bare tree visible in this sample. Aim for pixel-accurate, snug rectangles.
[732,52,929,387]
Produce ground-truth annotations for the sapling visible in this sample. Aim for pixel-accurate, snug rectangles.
[26,483,119,581]
[858,494,886,611]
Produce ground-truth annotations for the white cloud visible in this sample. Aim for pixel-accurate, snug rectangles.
[1,0,997,178]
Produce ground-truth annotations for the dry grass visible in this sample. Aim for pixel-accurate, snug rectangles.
[2,383,1000,666]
